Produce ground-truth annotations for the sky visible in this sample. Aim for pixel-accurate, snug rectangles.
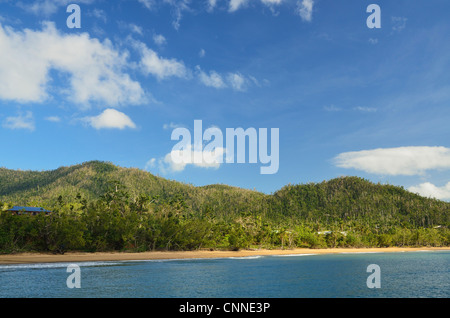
[0,0,450,200]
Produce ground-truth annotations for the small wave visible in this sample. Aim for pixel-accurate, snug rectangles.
[272,254,316,257]
[0,261,125,270]
[227,255,264,260]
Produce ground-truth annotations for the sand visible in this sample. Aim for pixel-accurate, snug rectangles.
[0,247,449,265]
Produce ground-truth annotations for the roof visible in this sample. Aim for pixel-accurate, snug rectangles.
[7,206,52,213]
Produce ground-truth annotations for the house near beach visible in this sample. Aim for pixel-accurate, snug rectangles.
[6,206,53,216]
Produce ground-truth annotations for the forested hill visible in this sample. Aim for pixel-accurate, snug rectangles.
[0,160,266,218]
[0,160,189,205]
[0,161,448,252]
[0,160,448,227]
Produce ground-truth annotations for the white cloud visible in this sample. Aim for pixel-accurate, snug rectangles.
[2,111,35,131]
[207,0,217,11]
[195,66,255,91]
[18,0,95,16]
[141,0,311,23]
[145,158,157,170]
[368,38,378,45]
[261,0,283,6]
[248,75,260,86]
[158,144,226,173]
[138,0,156,10]
[89,9,107,23]
[163,0,191,30]
[85,108,136,130]
[227,72,248,91]
[135,41,188,80]
[199,48,206,58]
[228,0,283,12]
[296,0,314,22]
[334,146,450,176]
[408,182,450,201]
[0,22,146,107]
[153,33,167,46]
[196,66,226,89]
[117,22,144,35]
[229,0,248,12]
[129,24,144,35]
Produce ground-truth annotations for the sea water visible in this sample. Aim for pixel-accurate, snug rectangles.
[0,251,448,298]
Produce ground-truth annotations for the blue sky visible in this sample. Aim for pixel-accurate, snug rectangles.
[1,0,450,199]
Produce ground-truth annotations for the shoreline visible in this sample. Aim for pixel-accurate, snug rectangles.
[0,247,449,265]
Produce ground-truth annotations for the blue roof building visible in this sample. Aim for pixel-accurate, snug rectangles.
[7,206,52,215]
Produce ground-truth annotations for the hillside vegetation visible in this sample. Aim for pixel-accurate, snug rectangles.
[0,161,448,253]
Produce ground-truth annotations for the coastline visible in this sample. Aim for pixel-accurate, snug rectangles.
[0,247,449,265]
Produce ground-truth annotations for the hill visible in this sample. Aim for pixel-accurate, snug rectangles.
[0,160,266,219]
[0,161,448,253]
[271,176,449,228]
[0,161,186,205]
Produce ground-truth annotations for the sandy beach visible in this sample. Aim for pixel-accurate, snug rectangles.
[0,247,449,265]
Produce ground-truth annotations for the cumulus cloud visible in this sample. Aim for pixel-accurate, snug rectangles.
[0,22,146,107]
[296,0,314,22]
[408,182,450,201]
[135,41,188,80]
[195,66,255,91]
[85,108,136,130]
[2,111,35,131]
[153,144,226,173]
[196,66,226,89]
[334,146,450,176]
[0,19,256,112]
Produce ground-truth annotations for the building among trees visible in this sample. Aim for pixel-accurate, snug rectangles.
[6,206,52,216]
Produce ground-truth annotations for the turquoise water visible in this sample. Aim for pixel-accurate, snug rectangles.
[0,251,448,298]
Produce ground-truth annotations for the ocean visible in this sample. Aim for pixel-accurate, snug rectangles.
[0,251,448,298]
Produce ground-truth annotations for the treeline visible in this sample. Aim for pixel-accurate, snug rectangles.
[0,176,449,254]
